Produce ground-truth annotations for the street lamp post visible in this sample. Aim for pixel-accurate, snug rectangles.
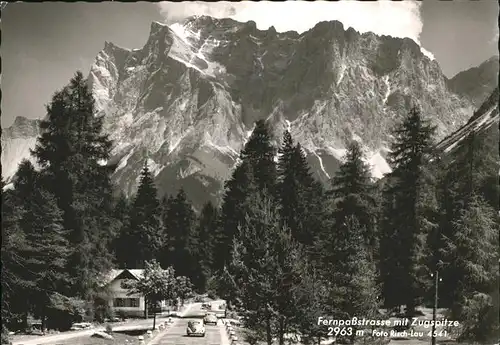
[430,270,442,345]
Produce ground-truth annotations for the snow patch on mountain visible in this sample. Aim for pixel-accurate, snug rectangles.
[326,147,347,161]
[146,158,164,177]
[203,131,239,157]
[117,150,134,171]
[383,75,391,104]
[168,22,226,77]
[337,63,347,86]
[314,152,330,179]
[367,152,392,179]
[179,161,202,179]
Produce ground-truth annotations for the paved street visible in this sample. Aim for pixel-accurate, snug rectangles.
[11,303,198,345]
[152,301,229,345]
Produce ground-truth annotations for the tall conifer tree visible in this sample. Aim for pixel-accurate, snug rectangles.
[277,131,325,248]
[164,188,197,281]
[380,106,437,314]
[21,185,70,330]
[1,179,30,329]
[218,120,277,270]
[31,71,115,299]
[329,141,378,251]
[112,193,132,268]
[440,195,498,322]
[192,201,219,288]
[128,161,162,268]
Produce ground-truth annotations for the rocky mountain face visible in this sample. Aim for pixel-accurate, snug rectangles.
[447,56,499,107]
[1,116,41,185]
[2,16,497,209]
[437,87,499,155]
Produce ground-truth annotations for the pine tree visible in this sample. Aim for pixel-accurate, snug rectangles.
[293,262,330,345]
[20,184,70,331]
[218,120,277,271]
[158,194,174,268]
[240,120,277,192]
[277,131,326,248]
[1,179,31,329]
[440,195,498,321]
[112,193,132,268]
[381,106,437,315]
[192,201,219,288]
[163,188,198,283]
[13,160,38,201]
[217,162,253,271]
[329,141,378,251]
[228,191,305,345]
[30,71,115,301]
[334,217,380,343]
[435,103,498,308]
[446,128,499,211]
[128,161,163,268]
[379,177,406,310]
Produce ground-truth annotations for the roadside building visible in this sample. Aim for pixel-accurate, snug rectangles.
[102,269,169,318]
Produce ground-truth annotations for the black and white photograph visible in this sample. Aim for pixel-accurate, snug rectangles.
[1,1,499,345]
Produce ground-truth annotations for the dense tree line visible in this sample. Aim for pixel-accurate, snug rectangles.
[1,71,497,345]
[2,72,118,333]
[0,73,205,336]
[214,107,497,344]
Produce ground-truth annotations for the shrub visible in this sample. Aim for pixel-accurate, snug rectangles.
[46,294,86,330]
[457,292,498,343]
[116,310,127,320]
[105,324,113,334]
[1,325,11,345]
[243,329,259,345]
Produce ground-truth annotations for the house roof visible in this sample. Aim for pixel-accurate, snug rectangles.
[101,269,145,286]
[128,269,145,280]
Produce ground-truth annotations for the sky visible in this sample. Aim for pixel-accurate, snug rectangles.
[2,0,498,127]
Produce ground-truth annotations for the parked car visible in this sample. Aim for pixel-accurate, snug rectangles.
[27,322,44,335]
[70,322,92,331]
[186,320,205,337]
[203,312,218,325]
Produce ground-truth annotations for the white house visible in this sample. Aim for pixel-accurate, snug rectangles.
[103,269,169,318]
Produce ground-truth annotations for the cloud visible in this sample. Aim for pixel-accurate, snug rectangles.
[491,25,499,45]
[157,0,435,59]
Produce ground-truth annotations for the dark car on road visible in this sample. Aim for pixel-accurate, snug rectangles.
[186,320,205,337]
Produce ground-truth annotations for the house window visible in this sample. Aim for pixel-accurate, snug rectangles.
[114,298,140,308]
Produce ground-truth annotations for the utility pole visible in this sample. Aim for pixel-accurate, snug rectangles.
[431,269,439,345]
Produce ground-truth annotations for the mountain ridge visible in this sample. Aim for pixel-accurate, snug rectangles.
[2,17,497,209]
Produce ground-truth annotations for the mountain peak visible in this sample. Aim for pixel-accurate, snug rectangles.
[103,41,131,54]
[447,55,499,106]
[149,20,170,37]
[13,116,34,126]
[311,19,345,34]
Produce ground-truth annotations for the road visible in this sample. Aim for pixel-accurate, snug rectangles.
[11,303,198,345]
[151,300,229,345]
